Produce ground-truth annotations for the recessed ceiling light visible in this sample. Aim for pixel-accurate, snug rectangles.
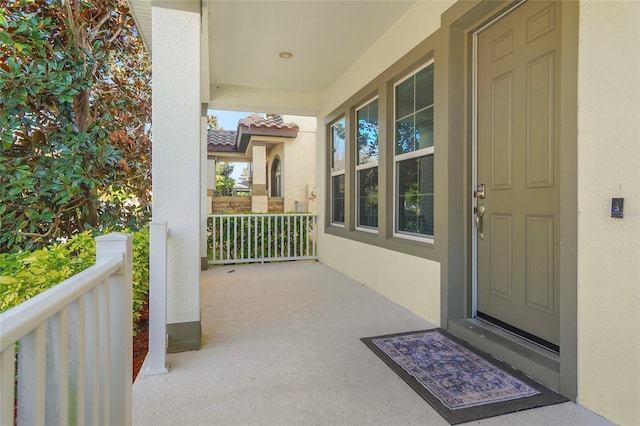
[278,51,293,59]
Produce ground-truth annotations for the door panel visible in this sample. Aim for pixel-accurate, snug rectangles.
[490,214,512,300]
[476,0,560,347]
[526,52,555,188]
[490,72,513,190]
[525,214,554,313]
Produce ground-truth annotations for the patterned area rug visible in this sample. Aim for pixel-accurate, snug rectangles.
[361,329,567,425]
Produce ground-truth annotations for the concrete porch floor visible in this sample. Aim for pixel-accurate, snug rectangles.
[133,261,612,426]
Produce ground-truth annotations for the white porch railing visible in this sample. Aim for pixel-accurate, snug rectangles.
[0,233,133,426]
[208,213,317,265]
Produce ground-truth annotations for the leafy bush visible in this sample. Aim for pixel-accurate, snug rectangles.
[130,227,149,323]
[0,228,149,325]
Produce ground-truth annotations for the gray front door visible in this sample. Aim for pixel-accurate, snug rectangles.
[475,0,561,348]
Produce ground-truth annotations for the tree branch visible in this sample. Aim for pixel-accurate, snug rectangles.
[107,27,122,45]
[90,11,112,39]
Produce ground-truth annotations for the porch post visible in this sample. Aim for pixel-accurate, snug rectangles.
[251,143,268,212]
[200,0,211,266]
[95,233,133,426]
[151,1,202,353]
[200,105,209,270]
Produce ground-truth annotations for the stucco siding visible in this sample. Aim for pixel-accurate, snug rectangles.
[576,1,640,424]
[318,233,441,325]
[283,118,317,213]
[323,1,454,115]
[316,1,450,327]
[151,6,202,325]
[262,115,317,213]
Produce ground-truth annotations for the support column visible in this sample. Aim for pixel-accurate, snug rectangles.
[251,143,268,212]
[96,233,133,426]
[151,2,202,352]
[200,105,208,271]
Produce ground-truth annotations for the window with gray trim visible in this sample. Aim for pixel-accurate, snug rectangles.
[330,118,346,225]
[394,61,434,239]
[356,98,379,230]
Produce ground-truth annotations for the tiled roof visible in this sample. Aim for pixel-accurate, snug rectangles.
[238,114,298,131]
[207,130,236,146]
[207,129,237,152]
[208,114,299,153]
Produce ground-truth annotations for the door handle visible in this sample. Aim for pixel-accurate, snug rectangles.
[475,205,485,240]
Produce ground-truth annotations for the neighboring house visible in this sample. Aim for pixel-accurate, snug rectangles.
[232,180,250,195]
[127,1,639,424]
[206,113,317,213]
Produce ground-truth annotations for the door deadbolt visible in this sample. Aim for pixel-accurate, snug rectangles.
[474,183,486,199]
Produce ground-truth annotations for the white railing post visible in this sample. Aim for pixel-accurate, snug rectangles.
[96,232,133,426]
[148,222,169,375]
[0,345,15,426]
[313,215,317,257]
[17,324,46,426]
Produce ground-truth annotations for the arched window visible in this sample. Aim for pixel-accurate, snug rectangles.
[271,157,281,197]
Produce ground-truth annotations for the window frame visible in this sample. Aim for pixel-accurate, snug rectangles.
[330,117,346,227]
[355,96,380,233]
[393,59,435,243]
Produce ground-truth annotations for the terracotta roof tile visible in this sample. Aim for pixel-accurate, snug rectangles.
[208,114,299,153]
[238,114,298,131]
[207,130,237,151]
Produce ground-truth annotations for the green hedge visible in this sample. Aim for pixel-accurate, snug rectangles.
[0,228,149,325]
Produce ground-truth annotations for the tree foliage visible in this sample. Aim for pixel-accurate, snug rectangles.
[215,162,234,197]
[207,115,220,132]
[0,0,151,253]
[216,161,234,179]
[238,164,249,183]
[357,119,379,164]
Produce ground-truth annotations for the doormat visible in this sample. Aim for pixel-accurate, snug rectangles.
[361,328,567,425]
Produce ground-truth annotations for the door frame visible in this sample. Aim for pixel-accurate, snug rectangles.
[439,0,579,400]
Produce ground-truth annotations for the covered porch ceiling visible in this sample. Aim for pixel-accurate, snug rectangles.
[126,0,417,114]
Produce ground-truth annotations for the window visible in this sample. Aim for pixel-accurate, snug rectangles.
[271,157,281,197]
[356,98,379,230]
[394,61,434,239]
[330,118,346,225]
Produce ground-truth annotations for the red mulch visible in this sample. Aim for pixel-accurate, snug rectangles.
[132,297,149,382]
